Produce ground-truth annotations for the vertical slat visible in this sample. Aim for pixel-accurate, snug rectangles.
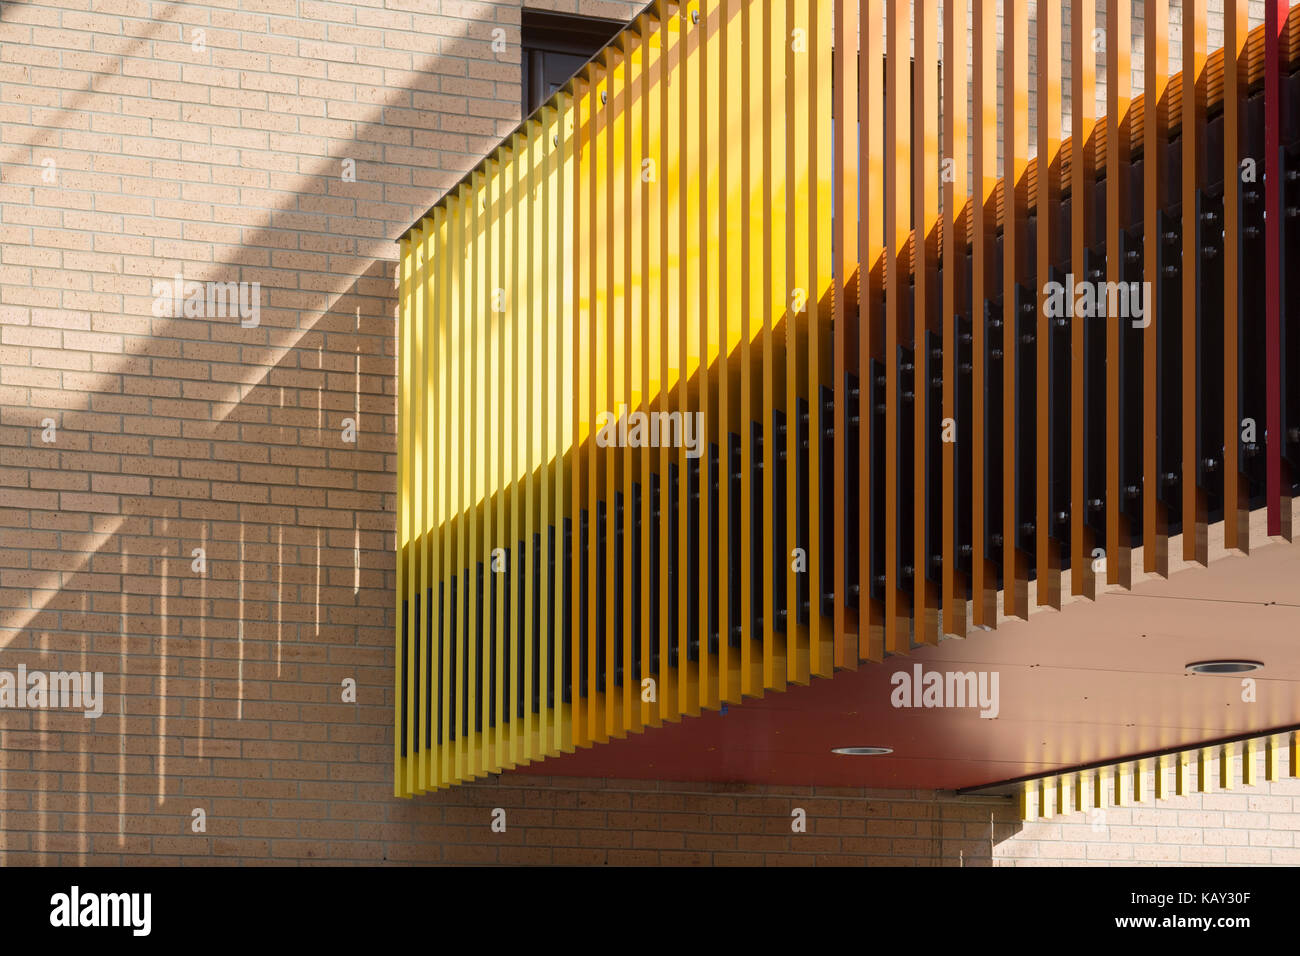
[763,0,787,687]
[857,0,884,661]
[509,136,525,767]
[640,16,661,729]
[1071,0,1097,600]
[1143,0,1170,577]
[454,183,469,782]
[679,15,701,717]
[717,0,737,702]
[1035,0,1061,609]
[1243,737,1257,786]
[831,0,857,667]
[396,235,410,795]
[494,151,509,771]
[698,3,720,709]
[469,169,485,778]
[1183,0,1208,565]
[942,0,968,638]
[617,37,636,735]
[658,8,682,724]
[520,127,538,765]
[971,0,996,628]
[1003,0,1029,619]
[590,61,608,749]
[1265,0,1291,540]
[913,0,939,644]
[1224,0,1248,554]
[785,0,811,685]
[884,0,910,653]
[480,163,496,776]
[555,92,570,756]
[433,208,449,785]
[414,221,428,791]
[570,78,591,752]
[1106,0,1133,588]
[438,201,454,786]
[808,0,833,677]
[740,0,765,693]
[540,104,557,756]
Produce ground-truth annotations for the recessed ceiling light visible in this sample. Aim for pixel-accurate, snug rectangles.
[831,746,893,756]
[1185,660,1263,675]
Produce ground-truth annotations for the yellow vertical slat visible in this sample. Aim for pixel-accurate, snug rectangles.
[492,153,509,773]
[469,170,485,779]
[912,0,938,645]
[555,90,573,755]
[807,0,832,677]
[1243,738,1257,786]
[569,78,590,752]
[785,0,811,685]
[883,0,909,653]
[414,219,428,792]
[1176,748,1190,795]
[679,10,701,717]
[740,0,764,694]
[590,56,609,745]
[941,0,967,639]
[638,18,658,730]
[831,0,857,667]
[762,0,786,689]
[539,104,557,757]
[716,0,735,705]
[697,0,719,711]
[858,0,884,661]
[658,10,682,725]
[395,235,410,796]
[1220,743,1235,790]
[454,183,469,783]
[523,125,540,762]
[481,161,497,777]
[507,136,524,769]
[1197,748,1211,792]
[1266,734,1283,781]
[427,210,444,789]
[438,201,453,787]
[615,36,635,736]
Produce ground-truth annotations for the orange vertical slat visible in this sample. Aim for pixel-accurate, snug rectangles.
[857,0,884,661]
[1106,0,1132,588]
[913,0,939,644]
[1035,0,1062,609]
[1003,0,1029,620]
[971,0,996,627]
[1224,0,1248,554]
[1071,0,1097,600]
[884,0,910,653]
[1143,0,1170,577]
[942,0,968,638]
[832,0,857,667]
[1182,0,1208,565]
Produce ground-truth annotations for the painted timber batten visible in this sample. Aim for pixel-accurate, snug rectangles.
[395,0,1300,796]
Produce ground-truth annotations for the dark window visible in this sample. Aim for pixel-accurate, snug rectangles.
[521,9,625,117]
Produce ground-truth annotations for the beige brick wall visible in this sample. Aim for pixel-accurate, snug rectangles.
[0,0,1295,866]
